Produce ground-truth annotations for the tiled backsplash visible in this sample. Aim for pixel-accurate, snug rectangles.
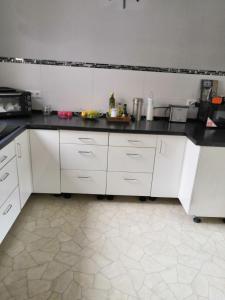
[1,61,225,117]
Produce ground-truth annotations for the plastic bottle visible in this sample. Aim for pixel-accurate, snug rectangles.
[146,97,154,121]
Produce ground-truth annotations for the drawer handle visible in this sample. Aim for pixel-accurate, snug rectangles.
[0,155,7,164]
[128,140,141,143]
[124,178,137,181]
[3,204,13,215]
[78,138,94,141]
[0,172,10,182]
[126,153,140,157]
[78,151,93,155]
[78,176,91,179]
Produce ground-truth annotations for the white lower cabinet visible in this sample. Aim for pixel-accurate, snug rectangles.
[107,172,152,196]
[108,147,155,173]
[151,135,186,198]
[30,130,60,193]
[0,157,18,208]
[60,144,108,171]
[15,130,33,208]
[0,188,20,243]
[179,140,225,218]
[61,170,106,194]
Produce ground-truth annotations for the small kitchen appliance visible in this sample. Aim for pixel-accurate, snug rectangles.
[169,105,189,123]
[0,87,32,118]
[198,79,218,122]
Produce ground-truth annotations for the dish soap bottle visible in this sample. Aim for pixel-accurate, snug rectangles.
[109,93,116,115]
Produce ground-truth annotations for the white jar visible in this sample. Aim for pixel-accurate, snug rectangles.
[110,108,118,118]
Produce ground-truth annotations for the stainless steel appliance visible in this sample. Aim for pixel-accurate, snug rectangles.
[198,80,218,122]
[169,105,189,123]
[0,87,32,118]
[132,98,143,122]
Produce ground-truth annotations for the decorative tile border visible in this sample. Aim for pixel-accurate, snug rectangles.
[0,56,225,76]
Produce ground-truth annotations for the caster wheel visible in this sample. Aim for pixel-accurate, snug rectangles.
[53,194,61,198]
[193,216,202,223]
[149,197,157,201]
[96,195,105,200]
[63,193,71,199]
[139,196,147,202]
[106,195,114,200]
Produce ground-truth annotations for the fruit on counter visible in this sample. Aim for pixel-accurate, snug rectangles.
[81,110,100,118]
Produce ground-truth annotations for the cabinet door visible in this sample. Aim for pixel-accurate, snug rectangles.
[151,136,186,198]
[15,130,33,208]
[30,130,60,193]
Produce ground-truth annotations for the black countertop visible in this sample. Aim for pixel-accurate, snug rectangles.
[0,113,225,150]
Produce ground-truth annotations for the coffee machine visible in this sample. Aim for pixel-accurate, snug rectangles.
[198,80,218,122]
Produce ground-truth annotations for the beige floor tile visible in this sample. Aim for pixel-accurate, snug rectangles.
[0,194,225,300]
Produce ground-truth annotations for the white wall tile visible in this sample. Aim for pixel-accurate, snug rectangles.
[40,65,94,111]
[1,62,225,117]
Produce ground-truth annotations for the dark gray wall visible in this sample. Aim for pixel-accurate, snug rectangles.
[0,0,225,70]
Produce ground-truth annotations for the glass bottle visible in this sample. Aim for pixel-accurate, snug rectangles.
[109,93,116,114]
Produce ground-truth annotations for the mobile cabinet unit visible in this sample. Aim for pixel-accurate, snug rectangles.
[179,140,225,222]
[107,133,157,196]
[15,130,33,208]
[151,135,186,198]
[0,141,20,243]
[60,130,108,195]
[30,130,60,194]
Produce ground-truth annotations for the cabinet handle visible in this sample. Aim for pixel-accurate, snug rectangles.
[126,153,140,157]
[78,138,93,141]
[78,176,91,179]
[0,155,7,164]
[0,172,10,182]
[3,204,12,215]
[78,151,93,155]
[128,140,141,143]
[124,178,137,181]
[17,143,22,158]
[159,140,163,154]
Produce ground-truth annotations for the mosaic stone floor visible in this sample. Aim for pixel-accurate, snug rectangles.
[0,194,225,300]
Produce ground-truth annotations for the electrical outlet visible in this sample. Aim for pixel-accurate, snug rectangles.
[30,90,41,98]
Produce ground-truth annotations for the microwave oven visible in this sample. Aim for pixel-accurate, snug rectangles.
[0,87,32,117]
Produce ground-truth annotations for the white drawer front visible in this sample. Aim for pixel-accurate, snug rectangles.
[0,188,20,243]
[61,170,106,194]
[0,158,18,208]
[60,144,108,171]
[0,141,16,170]
[108,147,155,173]
[60,130,108,146]
[109,133,157,148]
[107,172,152,196]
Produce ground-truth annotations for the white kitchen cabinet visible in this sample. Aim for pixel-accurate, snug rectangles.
[0,157,18,208]
[151,135,186,198]
[108,147,155,173]
[107,172,152,196]
[179,140,225,218]
[30,130,60,193]
[0,141,15,170]
[15,130,33,209]
[0,187,20,243]
[61,170,106,194]
[60,144,108,171]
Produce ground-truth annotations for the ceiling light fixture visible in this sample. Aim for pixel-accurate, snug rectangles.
[109,0,140,9]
